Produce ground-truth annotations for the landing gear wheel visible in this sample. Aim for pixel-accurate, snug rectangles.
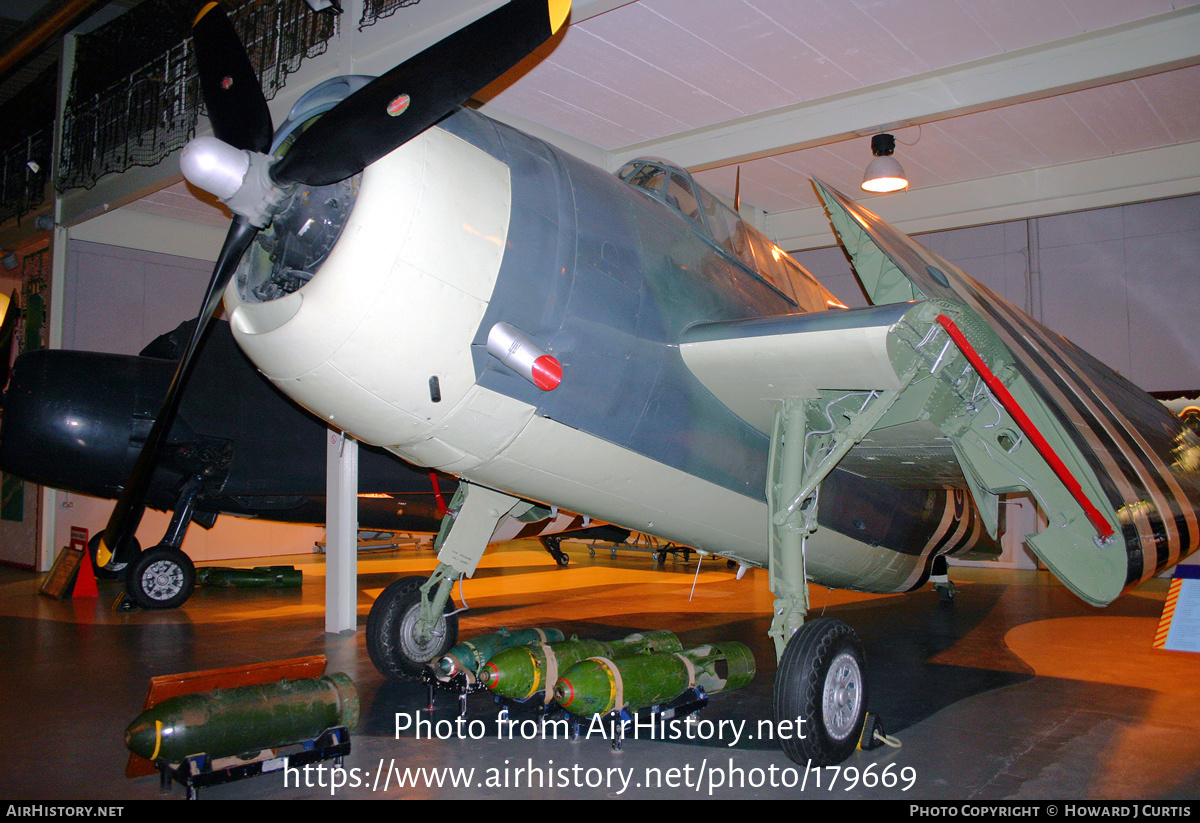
[774,618,867,766]
[367,576,459,681]
[125,546,195,610]
[88,533,138,580]
[936,581,956,602]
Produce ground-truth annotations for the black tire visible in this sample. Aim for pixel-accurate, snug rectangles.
[125,545,196,610]
[774,618,867,766]
[87,532,139,580]
[366,576,459,681]
[555,552,569,567]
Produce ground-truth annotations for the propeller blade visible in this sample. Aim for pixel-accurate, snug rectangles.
[272,0,571,187]
[97,218,259,567]
[0,290,18,388]
[191,1,273,154]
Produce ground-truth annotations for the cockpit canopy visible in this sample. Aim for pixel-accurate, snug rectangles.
[616,159,832,311]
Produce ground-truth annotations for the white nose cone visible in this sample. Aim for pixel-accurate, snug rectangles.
[180,135,250,200]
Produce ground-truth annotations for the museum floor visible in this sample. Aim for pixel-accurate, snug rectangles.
[1,538,1196,801]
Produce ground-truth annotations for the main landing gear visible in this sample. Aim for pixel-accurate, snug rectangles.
[367,575,460,680]
[114,474,211,610]
[367,483,527,682]
[766,399,892,766]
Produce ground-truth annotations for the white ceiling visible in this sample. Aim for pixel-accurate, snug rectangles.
[474,0,1200,247]
[127,0,1200,250]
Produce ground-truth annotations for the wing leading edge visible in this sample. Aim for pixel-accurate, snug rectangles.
[681,181,1200,607]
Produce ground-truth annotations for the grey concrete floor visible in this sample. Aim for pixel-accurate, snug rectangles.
[0,540,1197,801]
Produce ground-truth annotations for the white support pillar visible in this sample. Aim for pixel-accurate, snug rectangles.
[325,430,358,634]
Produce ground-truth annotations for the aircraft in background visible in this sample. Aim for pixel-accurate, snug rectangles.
[0,318,602,609]
[98,0,1199,766]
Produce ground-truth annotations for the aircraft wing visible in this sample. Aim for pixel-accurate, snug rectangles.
[680,302,968,489]
[680,180,1200,607]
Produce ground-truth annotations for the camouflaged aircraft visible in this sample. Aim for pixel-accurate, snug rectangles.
[0,317,600,609]
[100,0,1200,765]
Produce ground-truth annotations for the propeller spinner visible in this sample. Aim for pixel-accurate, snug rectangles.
[97,0,571,570]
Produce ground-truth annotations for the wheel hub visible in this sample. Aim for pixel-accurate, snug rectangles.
[398,602,447,662]
[822,651,862,741]
[142,560,184,601]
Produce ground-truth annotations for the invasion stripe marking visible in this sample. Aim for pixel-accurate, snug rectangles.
[819,188,1156,581]
[937,314,1113,539]
[948,278,1156,585]
[902,490,976,591]
[1000,308,1187,572]
[833,195,1146,545]
[961,280,1182,581]
[819,184,1197,589]
[998,305,1196,570]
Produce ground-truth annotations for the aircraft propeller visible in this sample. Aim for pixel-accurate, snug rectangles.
[97,0,572,569]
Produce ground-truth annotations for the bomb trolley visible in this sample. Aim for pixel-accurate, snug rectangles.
[157,726,351,800]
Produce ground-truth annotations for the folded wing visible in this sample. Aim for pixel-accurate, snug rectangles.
[680,181,1200,606]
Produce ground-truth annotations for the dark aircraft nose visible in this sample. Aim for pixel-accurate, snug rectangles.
[0,350,174,498]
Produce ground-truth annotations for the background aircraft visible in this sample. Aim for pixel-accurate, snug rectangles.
[98,0,1199,768]
[0,317,601,608]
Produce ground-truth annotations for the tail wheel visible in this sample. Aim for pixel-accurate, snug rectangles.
[367,576,459,682]
[774,618,867,766]
[125,545,195,610]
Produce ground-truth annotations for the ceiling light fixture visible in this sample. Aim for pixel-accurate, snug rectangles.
[862,133,908,193]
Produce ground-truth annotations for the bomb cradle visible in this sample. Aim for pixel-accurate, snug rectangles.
[480,630,683,703]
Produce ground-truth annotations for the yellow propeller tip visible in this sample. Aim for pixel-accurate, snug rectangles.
[95,538,113,568]
[548,0,571,34]
[193,1,219,28]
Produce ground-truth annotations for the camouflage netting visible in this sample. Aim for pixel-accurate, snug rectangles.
[58,0,338,192]
[358,0,420,30]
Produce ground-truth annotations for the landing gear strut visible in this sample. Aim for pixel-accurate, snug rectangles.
[931,554,955,602]
[88,532,138,580]
[366,483,523,681]
[766,397,900,765]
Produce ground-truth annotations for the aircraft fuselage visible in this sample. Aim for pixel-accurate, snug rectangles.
[224,108,990,592]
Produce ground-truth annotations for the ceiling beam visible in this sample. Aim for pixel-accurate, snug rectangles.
[769,141,1200,251]
[609,5,1200,173]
